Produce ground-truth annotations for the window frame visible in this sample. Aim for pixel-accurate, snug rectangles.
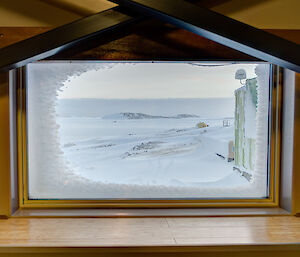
[16,62,282,209]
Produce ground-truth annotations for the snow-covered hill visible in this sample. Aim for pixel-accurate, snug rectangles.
[102,112,199,120]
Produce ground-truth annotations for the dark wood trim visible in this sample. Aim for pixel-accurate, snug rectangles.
[49,19,258,61]
[1,27,299,50]
[0,7,142,72]
[0,0,300,71]
[1,26,299,62]
[264,30,300,45]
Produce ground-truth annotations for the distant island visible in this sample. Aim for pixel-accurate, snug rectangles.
[102,112,199,120]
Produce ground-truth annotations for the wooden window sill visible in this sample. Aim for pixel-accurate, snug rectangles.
[12,207,290,218]
[0,216,300,256]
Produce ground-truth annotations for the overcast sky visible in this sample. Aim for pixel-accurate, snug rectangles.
[57,62,258,99]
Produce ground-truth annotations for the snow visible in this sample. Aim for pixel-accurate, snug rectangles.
[58,118,237,187]
[251,64,270,196]
[27,62,108,198]
[244,84,257,139]
[26,62,270,199]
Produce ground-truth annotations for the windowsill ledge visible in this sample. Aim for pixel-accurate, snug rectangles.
[0,216,300,256]
[12,207,290,218]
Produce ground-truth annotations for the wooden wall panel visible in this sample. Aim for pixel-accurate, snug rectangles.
[0,27,52,49]
[0,71,10,218]
[51,20,255,60]
[1,25,299,61]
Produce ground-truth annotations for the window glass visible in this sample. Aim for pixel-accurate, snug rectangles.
[27,62,270,199]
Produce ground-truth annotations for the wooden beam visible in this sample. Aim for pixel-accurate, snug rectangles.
[1,26,299,61]
[0,27,53,49]
[0,7,141,72]
[114,0,300,73]
[0,23,258,61]
[50,19,257,61]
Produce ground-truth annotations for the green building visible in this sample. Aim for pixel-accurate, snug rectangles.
[234,78,258,172]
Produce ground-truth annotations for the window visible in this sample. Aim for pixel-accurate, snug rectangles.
[18,61,281,207]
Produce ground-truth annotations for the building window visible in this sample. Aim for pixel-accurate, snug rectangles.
[19,61,280,207]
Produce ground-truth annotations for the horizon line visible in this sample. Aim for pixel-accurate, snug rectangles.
[57,97,235,100]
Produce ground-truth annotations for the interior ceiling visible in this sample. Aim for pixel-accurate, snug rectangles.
[0,0,299,28]
[40,0,266,16]
[40,0,116,16]
[188,0,272,13]
[37,0,299,29]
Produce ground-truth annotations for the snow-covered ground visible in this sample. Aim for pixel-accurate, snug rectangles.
[57,115,248,190]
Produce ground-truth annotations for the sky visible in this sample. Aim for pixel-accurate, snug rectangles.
[57,62,259,99]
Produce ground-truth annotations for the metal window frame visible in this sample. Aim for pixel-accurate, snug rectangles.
[16,62,282,209]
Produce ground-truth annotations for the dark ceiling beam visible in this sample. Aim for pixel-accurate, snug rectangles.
[0,7,142,72]
[113,0,300,73]
[187,0,272,14]
[187,0,234,9]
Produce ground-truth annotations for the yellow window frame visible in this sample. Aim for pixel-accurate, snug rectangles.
[17,63,282,209]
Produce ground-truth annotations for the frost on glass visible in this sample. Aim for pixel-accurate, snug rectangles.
[27,62,270,199]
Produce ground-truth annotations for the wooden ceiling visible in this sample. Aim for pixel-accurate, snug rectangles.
[38,0,266,17]
[0,0,299,71]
